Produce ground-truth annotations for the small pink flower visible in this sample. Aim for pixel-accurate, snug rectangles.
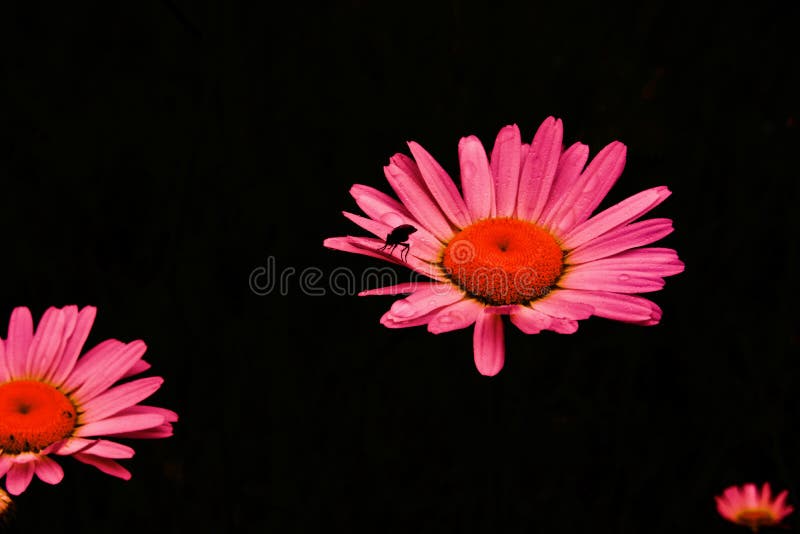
[0,306,177,495]
[325,117,683,375]
[716,483,794,532]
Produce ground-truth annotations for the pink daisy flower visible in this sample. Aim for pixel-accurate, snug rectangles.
[324,117,683,375]
[716,483,794,532]
[0,306,177,495]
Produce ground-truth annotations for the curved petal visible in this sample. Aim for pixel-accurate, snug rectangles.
[510,305,579,334]
[325,236,444,281]
[490,125,522,217]
[70,341,148,403]
[548,289,662,325]
[383,285,465,322]
[349,184,437,238]
[549,141,628,236]
[561,186,671,250]
[72,454,131,480]
[342,211,441,261]
[567,218,674,264]
[0,338,8,383]
[6,307,33,380]
[517,116,564,222]
[559,267,666,294]
[575,248,684,277]
[359,282,440,296]
[538,143,590,228]
[458,135,495,220]
[408,141,471,228]
[80,376,165,424]
[427,298,483,334]
[48,306,98,386]
[530,291,594,320]
[75,413,165,437]
[27,307,66,378]
[6,461,35,495]
[384,154,455,240]
[473,310,505,376]
[34,456,64,485]
[82,440,136,459]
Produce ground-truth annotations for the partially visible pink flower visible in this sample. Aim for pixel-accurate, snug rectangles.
[716,482,794,532]
[325,117,683,375]
[0,306,177,495]
[0,487,12,527]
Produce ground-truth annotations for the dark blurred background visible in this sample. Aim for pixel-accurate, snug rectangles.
[3,1,799,532]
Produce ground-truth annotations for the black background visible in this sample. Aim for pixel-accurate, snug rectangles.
[3,2,799,533]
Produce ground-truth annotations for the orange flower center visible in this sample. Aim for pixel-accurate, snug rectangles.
[441,218,564,305]
[736,508,778,530]
[0,380,77,454]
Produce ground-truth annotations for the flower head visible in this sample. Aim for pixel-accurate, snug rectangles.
[716,483,794,532]
[325,117,683,375]
[0,306,177,495]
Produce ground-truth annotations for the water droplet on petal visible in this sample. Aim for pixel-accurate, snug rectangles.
[618,274,630,281]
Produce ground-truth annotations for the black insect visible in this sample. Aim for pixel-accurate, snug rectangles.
[378,224,417,262]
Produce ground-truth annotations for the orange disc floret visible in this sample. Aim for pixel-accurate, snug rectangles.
[441,218,564,305]
[0,380,77,454]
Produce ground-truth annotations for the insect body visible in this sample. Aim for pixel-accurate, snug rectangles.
[378,224,417,262]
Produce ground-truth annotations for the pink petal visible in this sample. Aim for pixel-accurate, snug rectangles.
[567,218,674,264]
[323,236,445,281]
[80,376,165,424]
[473,310,505,376]
[743,483,759,508]
[510,305,551,334]
[408,141,471,228]
[47,306,98,386]
[715,496,736,520]
[538,143,590,229]
[0,456,13,478]
[6,461,35,495]
[75,413,165,437]
[34,456,64,485]
[121,359,151,379]
[83,440,136,459]
[346,236,444,280]
[530,292,594,320]
[458,135,495,220]
[427,298,483,334]
[61,339,125,392]
[72,454,131,480]
[26,307,66,378]
[772,489,790,516]
[555,289,662,324]
[490,124,522,217]
[342,211,441,260]
[384,154,455,240]
[49,437,96,456]
[70,340,148,403]
[516,117,564,222]
[350,184,428,234]
[6,307,33,380]
[0,338,8,383]
[546,141,627,236]
[107,425,174,439]
[559,267,666,293]
[561,186,671,250]
[575,248,684,277]
[760,482,772,507]
[116,405,178,423]
[510,305,579,334]
[359,282,440,296]
[384,285,465,322]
